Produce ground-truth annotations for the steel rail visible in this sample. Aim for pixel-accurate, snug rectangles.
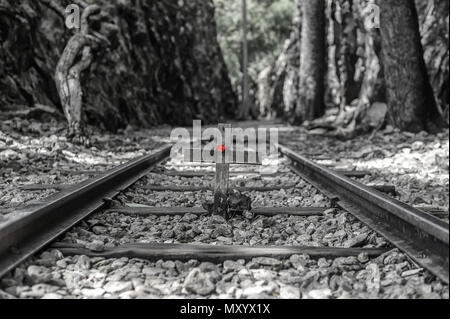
[0,145,172,279]
[278,144,449,284]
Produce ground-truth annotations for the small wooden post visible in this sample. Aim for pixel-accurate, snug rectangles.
[182,122,263,216]
[215,124,231,198]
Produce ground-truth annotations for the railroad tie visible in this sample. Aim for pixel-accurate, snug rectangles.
[19,184,72,191]
[154,169,369,178]
[104,206,327,217]
[143,184,396,195]
[143,185,297,192]
[51,242,389,262]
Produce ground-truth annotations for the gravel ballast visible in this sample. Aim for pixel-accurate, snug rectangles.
[0,121,448,299]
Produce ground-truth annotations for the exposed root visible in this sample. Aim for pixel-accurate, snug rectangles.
[66,126,92,147]
[54,4,112,140]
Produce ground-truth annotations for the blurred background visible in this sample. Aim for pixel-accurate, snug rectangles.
[0,0,448,138]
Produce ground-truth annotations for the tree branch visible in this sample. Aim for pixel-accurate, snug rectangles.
[38,0,65,18]
[80,4,101,35]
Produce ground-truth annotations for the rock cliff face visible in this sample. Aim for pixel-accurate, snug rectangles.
[0,0,237,131]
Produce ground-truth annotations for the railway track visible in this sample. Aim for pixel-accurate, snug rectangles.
[0,138,448,299]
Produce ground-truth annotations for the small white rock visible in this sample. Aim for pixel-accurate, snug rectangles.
[103,281,133,294]
[81,288,106,298]
[27,265,51,284]
[251,269,277,281]
[307,288,332,299]
[41,293,63,300]
[280,286,301,299]
[252,257,282,267]
[241,281,278,297]
[402,268,423,278]
[183,268,215,296]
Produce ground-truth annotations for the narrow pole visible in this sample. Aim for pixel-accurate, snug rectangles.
[215,124,231,198]
[241,0,249,120]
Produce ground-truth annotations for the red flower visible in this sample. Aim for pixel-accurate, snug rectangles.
[217,145,226,153]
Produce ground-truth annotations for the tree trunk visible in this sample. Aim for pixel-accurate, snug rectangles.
[55,38,93,138]
[416,0,449,126]
[256,0,302,120]
[380,0,443,132]
[328,0,360,122]
[239,0,250,120]
[54,4,105,140]
[294,0,326,124]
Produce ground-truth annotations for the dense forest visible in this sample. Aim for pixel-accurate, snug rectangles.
[0,0,448,139]
[255,0,449,135]
[214,0,293,98]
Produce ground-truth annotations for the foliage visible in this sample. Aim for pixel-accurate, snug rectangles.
[214,0,294,91]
